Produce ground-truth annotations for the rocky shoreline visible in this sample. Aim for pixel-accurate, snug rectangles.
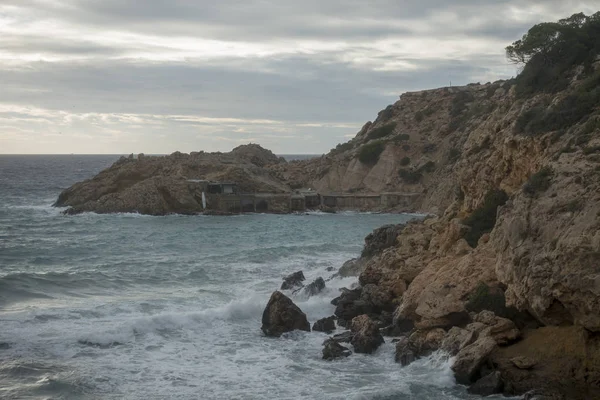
[260,221,600,400]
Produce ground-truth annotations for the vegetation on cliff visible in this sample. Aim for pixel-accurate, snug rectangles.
[282,11,600,399]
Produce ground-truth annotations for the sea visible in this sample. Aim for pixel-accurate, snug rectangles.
[0,155,506,400]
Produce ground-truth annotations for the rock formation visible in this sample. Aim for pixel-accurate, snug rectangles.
[261,291,310,337]
[322,338,351,360]
[349,314,384,354]
[55,144,289,215]
[312,316,336,333]
[316,13,600,398]
[281,271,305,290]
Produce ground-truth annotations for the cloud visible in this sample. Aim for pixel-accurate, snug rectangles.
[0,0,596,153]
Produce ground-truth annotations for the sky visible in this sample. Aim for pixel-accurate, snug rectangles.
[0,1,597,154]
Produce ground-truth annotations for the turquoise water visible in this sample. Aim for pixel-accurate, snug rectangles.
[0,156,494,399]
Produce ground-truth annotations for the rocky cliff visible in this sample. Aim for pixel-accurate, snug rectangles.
[308,13,600,399]
[55,144,289,215]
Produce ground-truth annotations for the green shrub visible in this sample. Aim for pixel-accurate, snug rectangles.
[377,105,394,123]
[448,148,461,163]
[418,161,436,173]
[395,133,410,142]
[400,156,411,166]
[486,83,501,98]
[509,13,600,97]
[398,169,422,183]
[579,116,600,138]
[523,167,553,196]
[415,105,435,122]
[358,141,386,164]
[422,143,436,153]
[562,199,584,213]
[583,145,600,155]
[367,122,397,141]
[463,189,509,247]
[330,141,354,155]
[450,91,474,118]
[466,283,515,319]
[514,104,547,135]
[398,168,422,184]
[402,144,411,151]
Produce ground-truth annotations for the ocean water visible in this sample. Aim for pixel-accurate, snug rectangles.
[0,155,499,400]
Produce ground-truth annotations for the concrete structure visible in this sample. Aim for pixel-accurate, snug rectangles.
[187,180,420,214]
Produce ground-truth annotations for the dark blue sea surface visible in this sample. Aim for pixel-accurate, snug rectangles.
[0,155,504,399]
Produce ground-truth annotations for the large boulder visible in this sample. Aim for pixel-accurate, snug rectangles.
[451,335,497,384]
[281,271,305,290]
[322,338,352,360]
[261,291,310,337]
[313,316,336,334]
[350,315,384,354]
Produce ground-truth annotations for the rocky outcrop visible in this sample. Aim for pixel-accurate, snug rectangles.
[349,315,384,354]
[312,316,336,334]
[281,271,305,290]
[230,143,285,167]
[322,338,351,360]
[332,287,374,328]
[261,291,310,337]
[361,224,405,258]
[302,277,326,297]
[55,144,290,215]
[308,61,600,396]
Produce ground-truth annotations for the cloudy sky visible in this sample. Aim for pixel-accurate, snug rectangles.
[0,1,596,154]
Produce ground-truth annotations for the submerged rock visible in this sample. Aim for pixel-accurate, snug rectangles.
[350,315,384,354]
[302,277,326,297]
[281,271,305,290]
[322,338,351,360]
[313,316,336,334]
[261,291,310,337]
[330,331,354,344]
[394,337,416,366]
